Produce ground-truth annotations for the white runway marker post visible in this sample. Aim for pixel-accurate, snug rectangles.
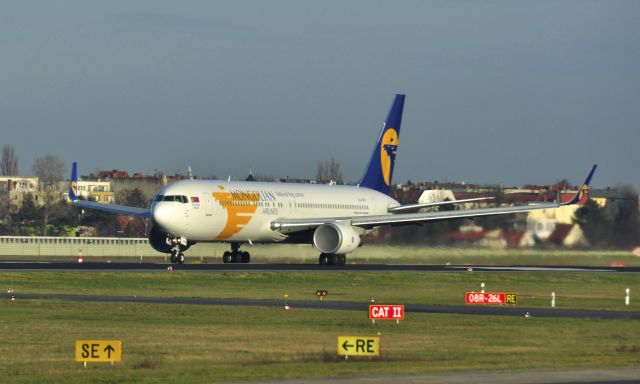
[625,288,630,306]
[551,292,556,308]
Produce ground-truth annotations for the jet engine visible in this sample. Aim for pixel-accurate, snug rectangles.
[148,226,173,253]
[313,222,361,254]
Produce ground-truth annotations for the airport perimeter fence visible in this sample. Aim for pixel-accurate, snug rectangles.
[0,236,227,259]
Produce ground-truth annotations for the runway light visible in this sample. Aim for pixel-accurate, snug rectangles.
[524,312,531,318]
[480,282,485,293]
[467,267,473,272]
[167,266,173,272]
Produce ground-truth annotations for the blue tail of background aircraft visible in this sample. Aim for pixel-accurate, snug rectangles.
[69,162,79,201]
[359,94,405,195]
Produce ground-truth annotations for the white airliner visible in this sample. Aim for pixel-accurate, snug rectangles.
[69,94,597,265]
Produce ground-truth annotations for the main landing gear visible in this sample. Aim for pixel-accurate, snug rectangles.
[223,243,250,263]
[319,253,346,266]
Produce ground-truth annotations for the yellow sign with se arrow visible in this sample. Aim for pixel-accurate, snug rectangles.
[75,340,122,363]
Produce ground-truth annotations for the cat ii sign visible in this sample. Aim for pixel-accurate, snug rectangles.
[369,305,404,320]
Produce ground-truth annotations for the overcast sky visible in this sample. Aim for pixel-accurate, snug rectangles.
[1,1,638,188]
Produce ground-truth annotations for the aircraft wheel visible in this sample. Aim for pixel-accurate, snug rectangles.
[177,252,185,264]
[223,251,231,264]
[319,253,330,265]
[337,254,346,266]
[241,252,250,263]
[170,252,178,264]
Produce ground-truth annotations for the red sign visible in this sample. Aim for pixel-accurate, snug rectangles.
[465,292,517,305]
[368,305,405,320]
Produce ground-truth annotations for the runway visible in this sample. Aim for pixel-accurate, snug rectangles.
[1,261,639,273]
[2,292,639,320]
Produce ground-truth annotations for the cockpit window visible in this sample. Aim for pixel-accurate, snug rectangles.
[155,195,188,203]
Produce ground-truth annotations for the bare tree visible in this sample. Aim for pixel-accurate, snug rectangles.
[316,162,327,183]
[1,144,19,176]
[328,158,343,183]
[0,192,16,234]
[316,158,343,184]
[33,155,65,185]
[32,155,65,235]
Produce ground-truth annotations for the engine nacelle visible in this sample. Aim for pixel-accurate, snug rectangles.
[313,222,362,254]
[148,226,193,253]
[148,226,173,253]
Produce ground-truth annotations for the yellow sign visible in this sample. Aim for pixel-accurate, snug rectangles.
[75,340,122,362]
[506,293,518,305]
[337,336,379,357]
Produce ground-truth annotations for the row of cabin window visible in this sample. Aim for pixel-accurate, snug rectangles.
[297,202,368,210]
[0,238,148,245]
[220,201,282,207]
[217,200,368,210]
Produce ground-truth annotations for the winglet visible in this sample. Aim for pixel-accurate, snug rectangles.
[69,162,79,201]
[561,164,597,206]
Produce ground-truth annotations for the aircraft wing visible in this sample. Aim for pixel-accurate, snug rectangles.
[271,202,557,233]
[272,165,597,234]
[71,199,151,218]
[387,197,494,213]
[68,162,151,218]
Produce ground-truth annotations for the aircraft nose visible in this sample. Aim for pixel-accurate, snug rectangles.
[151,203,172,231]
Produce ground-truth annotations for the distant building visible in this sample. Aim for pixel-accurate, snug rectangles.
[0,176,40,207]
[70,180,115,203]
[0,176,39,193]
[546,223,588,247]
[98,170,130,179]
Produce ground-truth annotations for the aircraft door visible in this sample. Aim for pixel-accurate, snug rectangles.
[204,192,213,216]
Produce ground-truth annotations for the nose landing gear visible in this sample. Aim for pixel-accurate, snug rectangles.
[223,243,250,263]
[167,236,188,264]
[170,250,185,264]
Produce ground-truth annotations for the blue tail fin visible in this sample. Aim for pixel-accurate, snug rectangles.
[69,162,79,201]
[359,94,405,195]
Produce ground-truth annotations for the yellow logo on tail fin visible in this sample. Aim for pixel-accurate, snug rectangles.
[380,128,399,186]
[578,183,589,201]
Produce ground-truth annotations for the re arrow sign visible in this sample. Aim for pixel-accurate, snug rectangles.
[337,336,380,357]
[75,340,122,363]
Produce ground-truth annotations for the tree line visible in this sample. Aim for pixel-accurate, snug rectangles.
[0,187,150,238]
